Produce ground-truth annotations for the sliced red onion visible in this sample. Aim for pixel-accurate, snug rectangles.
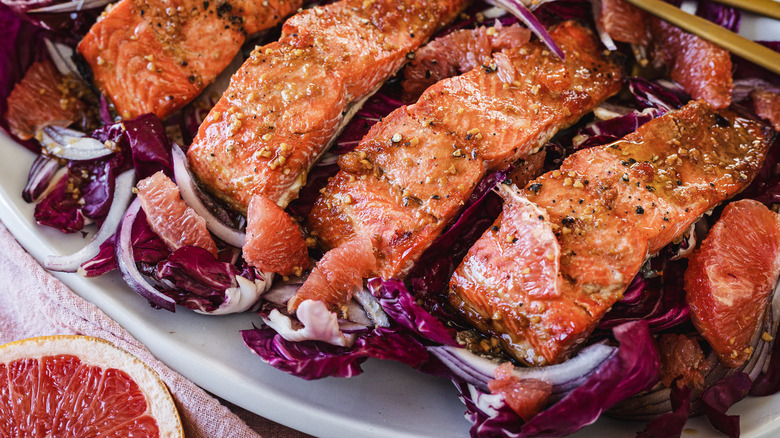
[44,39,81,78]
[39,126,114,161]
[486,0,565,60]
[589,0,618,51]
[116,199,176,312]
[28,0,112,13]
[23,154,63,203]
[338,320,372,333]
[44,170,135,272]
[353,288,390,328]
[263,280,303,307]
[195,274,273,315]
[171,143,246,247]
[733,78,780,102]
[262,300,356,347]
[429,343,616,398]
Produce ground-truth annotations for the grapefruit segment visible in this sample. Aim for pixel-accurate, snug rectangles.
[0,335,182,437]
[136,171,218,256]
[685,200,780,368]
[752,89,780,132]
[650,18,732,108]
[599,0,649,45]
[488,362,552,422]
[4,59,86,141]
[242,194,310,276]
[288,238,378,313]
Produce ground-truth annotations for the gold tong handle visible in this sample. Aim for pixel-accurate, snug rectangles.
[707,0,780,21]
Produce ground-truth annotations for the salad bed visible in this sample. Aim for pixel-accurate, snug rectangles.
[2,0,780,437]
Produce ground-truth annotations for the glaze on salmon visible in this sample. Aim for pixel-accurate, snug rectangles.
[186,0,468,213]
[78,0,303,119]
[300,21,624,311]
[449,101,775,366]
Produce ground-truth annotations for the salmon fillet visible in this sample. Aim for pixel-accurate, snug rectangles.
[449,100,775,366]
[77,0,302,119]
[186,0,468,213]
[301,21,624,310]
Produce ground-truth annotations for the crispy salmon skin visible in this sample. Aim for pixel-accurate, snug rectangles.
[78,0,302,119]
[186,0,468,213]
[449,101,775,366]
[307,21,625,283]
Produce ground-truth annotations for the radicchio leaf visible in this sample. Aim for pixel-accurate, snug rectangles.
[457,321,660,437]
[33,173,85,232]
[367,277,459,346]
[34,113,174,232]
[636,382,691,438]
[599,260,690,332]
[80,207,169,276]
[701,372,751,438]
[516,320,660,437]
[156,245,240,312]
[695,0,741,32]
[241,325,429,380]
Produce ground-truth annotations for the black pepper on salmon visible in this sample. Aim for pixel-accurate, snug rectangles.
[449,100,775,366]
[186,0,470,213]
[294,21,625,313]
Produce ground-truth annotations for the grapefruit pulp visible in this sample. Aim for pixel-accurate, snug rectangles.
[136,171,218,256]
[685,199,780,368]
[287,238,377,313]
[242,194,310,276]
[0,335,182,437]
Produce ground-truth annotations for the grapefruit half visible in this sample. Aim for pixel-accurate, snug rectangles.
[0,335,183,437]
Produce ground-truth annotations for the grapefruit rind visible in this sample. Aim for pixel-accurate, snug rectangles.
[0,335,183,437]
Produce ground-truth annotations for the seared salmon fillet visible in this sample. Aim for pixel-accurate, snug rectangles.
[449,100,775,366]
[187,0,468,213]
[300,21,624,311]
[77,0,302,119]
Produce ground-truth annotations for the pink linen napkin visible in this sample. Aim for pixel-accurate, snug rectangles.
[0,221,309,438]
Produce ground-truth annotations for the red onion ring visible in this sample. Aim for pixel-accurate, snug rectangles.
[487,0,566,60]
[610,283,780,420]
[115,198,176,312]
[171,143,246,247]
[44,170,135,272]
[429,342,616,399]
[23,154,63,203]
[39,126,114,161]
